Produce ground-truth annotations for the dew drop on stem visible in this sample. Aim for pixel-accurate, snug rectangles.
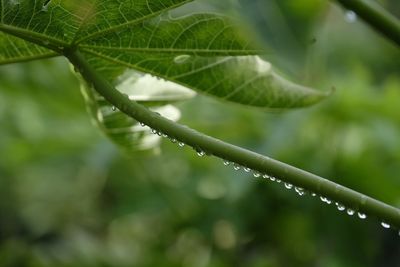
[197,150,205,157]
[284,183,293,190]
[357,212,367,220]
[336,203,346,211]
[233,164,241,171]
[253,172,261,178]
[223,160,231,166]
[346,209,355,216]
[243,167,251,173]
[178,142,185,147]
[345,10,357,23]
[381,222,390,229]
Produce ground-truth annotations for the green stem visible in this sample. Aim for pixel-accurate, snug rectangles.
[334,0,400,46]
[66,49,400,229]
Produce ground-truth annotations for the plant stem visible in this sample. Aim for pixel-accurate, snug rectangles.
[66,49,400,229]
[334,0,400,46]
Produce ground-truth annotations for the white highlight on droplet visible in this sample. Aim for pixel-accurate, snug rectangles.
[345,10,357,23]
[347,209,355,216]
[357,212,367,219]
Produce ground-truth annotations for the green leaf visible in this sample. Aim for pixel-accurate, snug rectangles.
[0,32,56,64]
[0,0,329,109]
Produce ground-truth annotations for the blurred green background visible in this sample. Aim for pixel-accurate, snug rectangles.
[0,0,399,266]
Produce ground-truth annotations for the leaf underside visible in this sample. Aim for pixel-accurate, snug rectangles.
[0,0,329,109]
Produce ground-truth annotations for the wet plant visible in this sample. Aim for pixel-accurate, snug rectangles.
[0,0,399,232]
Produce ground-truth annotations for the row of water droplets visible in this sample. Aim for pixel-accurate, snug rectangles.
[221,159,399,232]
[110,106,399,235]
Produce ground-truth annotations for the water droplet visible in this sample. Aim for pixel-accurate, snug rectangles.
[345,10,357,23]
[346,209,355,216]
[178,142,185,147]
[151,129,157,134]
[170,138,177,143]
[319,196,331,204]
[357,212,367,219]
[243,167,251,173]
[173,55,191,64]
[381,222,390,229]
[111,106,116,111]
[276,179,281,183]
[284,183,293,190]
[233,164,241,171]
[140,122,145,127]
[223,160,231,166]
[157,131,162,136]
[336,203,346,211]
[311,193,317,197]
[197,150,205,157]
[253,172,261,178]
[262,174,269,179]
[269,176,276,182]
[162,133,168,138]
[295,187,305,196]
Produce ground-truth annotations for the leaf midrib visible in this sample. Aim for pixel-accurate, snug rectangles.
[79,45,263,55]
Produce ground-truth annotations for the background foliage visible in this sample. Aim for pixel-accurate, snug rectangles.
[0,0,399,266]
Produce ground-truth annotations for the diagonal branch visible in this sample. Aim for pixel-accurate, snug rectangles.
[66,49,400,230]
[334,0,400,46]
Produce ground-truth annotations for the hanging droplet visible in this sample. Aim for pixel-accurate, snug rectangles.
[178,142,185,147]
[111,106,117,111]
[276,179,281,183]
[223,160,231,166]
[346,209,355,216]
[173,55,191,64]
[140,122,145,127]
[262,174,269,179]
[345,10,357,23]
[336,203,346,211]
[311,193,317,197]
[170,138,177,143]
[253,172,261,178]
[162,133,168,138]
[151,129,157,134]
[269,176,276,182]
[197,150,205,157]
[357,212,367,219]
[284,183,293,190]
[243,167,251,173]
[157,131,163,136]
[233,164,241,171]
[320,196,331,204]
[295,187,305,196]
[381,222,390,229]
